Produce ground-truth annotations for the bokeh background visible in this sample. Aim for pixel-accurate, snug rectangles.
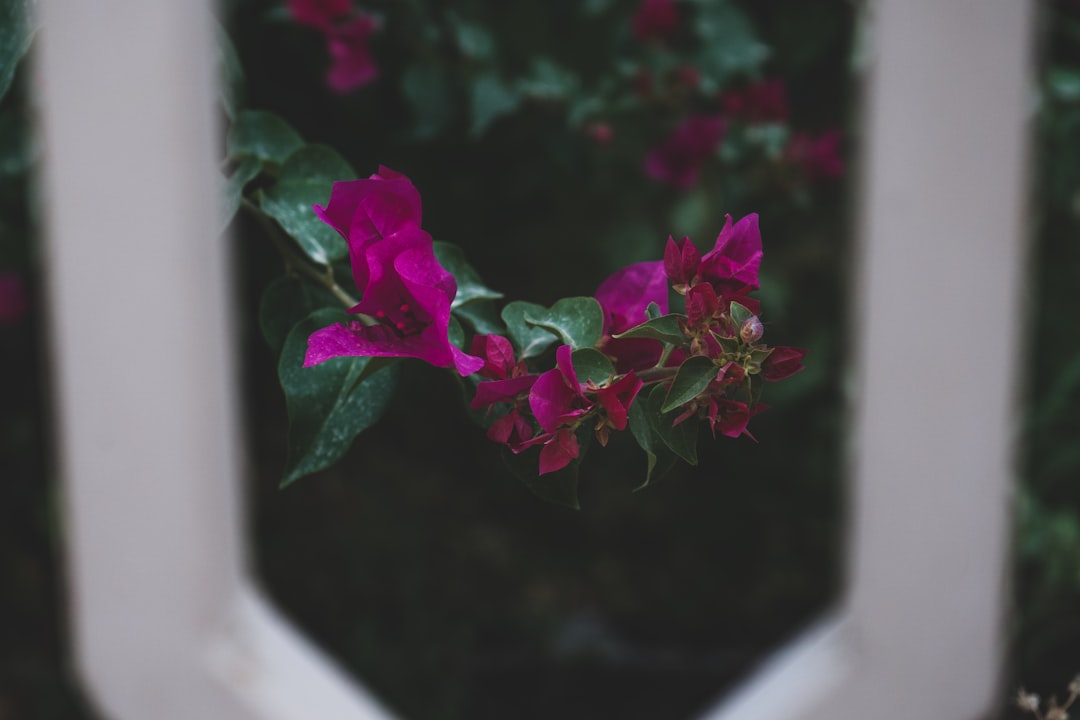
[0,1,1078,718]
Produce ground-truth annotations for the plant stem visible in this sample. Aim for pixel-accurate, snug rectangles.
[240,197,374,322]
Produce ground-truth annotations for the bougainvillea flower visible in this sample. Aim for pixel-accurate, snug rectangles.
[685,281,720,329]
[644,114,725,190]
[786,130,845,183]
[761,346,807,381]
[699,213,762,292]
[663,235,700,288]
[305,171,484,376]
[631,0,679,42]
[518,427,581,475]
[324,14,380,93]
[595,261,669,334]
[595,261,669,372]
[470,375,540,410]
[0,272,28,326]
[487,408,535,450]
[593,372,643,434]
[708,398,751,438]
[470,334,521,380]
[529,345,591,433]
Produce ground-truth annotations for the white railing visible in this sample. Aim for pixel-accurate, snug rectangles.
[37,0,1033,718]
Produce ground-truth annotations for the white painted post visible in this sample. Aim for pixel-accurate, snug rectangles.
[37,1,394,718]
[697,1,1034,718]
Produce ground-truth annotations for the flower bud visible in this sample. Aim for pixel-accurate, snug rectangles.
[739,315,763,344]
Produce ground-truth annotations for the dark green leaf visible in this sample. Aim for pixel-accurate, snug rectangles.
[454,300,506,336]
[433,241,504,307]
[278,309,399,487]
[470,72,522,137]
[260,145,355,264]
[403,63,455,140]
[571,348,615,385]
[516,57,579,100]
[228,110,304,165]
[523,296,604,349]
[662,355,718,413]
[448,315,466,350]
[613,313,686,344]
[693,1,769,91]
[0,0,35,103]
[502,301,559,358]
[448,12,494,60]
[628,396,678,489]
[259,275,339,354]
[646,302,663,320]
[220,156,261,231]
[647,385,699,465]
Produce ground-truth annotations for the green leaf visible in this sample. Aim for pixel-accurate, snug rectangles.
[432,241,504,307]
[571,348,615,385]
[447,12,494,60]
[729,300,753,327]
[662,356,718,413]
[403,63,455,140]
[220,156,261,230]
[523,297,604,349]
[502,301,559,359]
[448,315,466,350]
[693,2,769,91]
[470,72,522,137]
[646,302,663,321]
[1048,67,1080,104]
[259,275,339,354]
[613,313,687,344]
[0,0,35,103]
[516,57,579,100]
[260,145,355,264]
[646,385,699,465]
[453,300,506,336]
[228,110,304,166]
[278,309,399,487]
[214,19,246,120]
[628,396,677,490]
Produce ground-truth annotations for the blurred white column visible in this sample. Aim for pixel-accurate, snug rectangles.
[37,1,393,718]
[699,1,1034,718]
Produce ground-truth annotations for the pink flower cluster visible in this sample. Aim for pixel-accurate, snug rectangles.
[304,169,805,477]
[470,214,805,476]
[288,0,380,93]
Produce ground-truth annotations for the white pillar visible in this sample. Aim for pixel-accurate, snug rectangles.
[699,1,1034,718]
[37,2,393,717]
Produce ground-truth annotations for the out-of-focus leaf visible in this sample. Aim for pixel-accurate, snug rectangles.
[228,110,305,166]
[220,156,261,230]
[694,2,769,92]
[215,19,246,119]
[1048,67,1080,104]
[448,12,494,61]
[470,72,521,137]
[517,57,579,101]
[260,145,355,264]
[278,309,399,487]
[0,0,35,103]
[0,108,36,177]
[403,63,455,140]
